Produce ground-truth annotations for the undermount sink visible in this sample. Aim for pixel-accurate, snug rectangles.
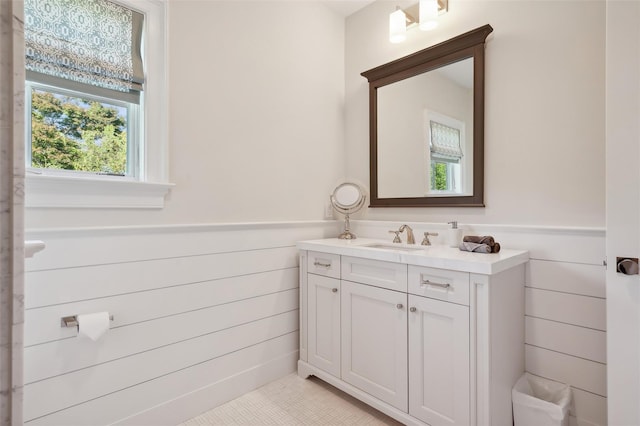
[363,243,425,252]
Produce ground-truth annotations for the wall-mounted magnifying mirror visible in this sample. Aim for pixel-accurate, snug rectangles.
[361,24,493,207]
[330,182,366,239]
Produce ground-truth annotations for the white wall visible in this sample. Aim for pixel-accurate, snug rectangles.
[345,0,605,227]
[23,2,348,423]
[346,7,607,426]
[25,0,346,228]
[23,222,338,425]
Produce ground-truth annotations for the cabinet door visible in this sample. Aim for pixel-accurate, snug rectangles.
[409,295,470,426]
[308,274,341,377]
[341,280,408,411]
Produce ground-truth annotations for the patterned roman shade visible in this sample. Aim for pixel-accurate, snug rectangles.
[429,120,463,160]
[24,0,144,99]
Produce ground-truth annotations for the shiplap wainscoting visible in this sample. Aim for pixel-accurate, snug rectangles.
[25,220,606,426]
[350,221,607,426]
[24,221,338,426]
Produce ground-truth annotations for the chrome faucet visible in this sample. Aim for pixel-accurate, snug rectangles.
[398,224,415,244]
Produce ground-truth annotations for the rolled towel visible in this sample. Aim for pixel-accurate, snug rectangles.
[459,242,492,253]
[463,235,495,246]
[492,242,501,253]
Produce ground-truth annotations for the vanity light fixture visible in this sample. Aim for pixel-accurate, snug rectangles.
[389,7,411,43]
[419,0,439,30]
[389,0,448,43]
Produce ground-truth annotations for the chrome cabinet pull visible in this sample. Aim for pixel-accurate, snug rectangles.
[332,288,338,293]
[314,261,331,269]
[420,279,451,289]
[409,307,417,313]
[396,303,404,309]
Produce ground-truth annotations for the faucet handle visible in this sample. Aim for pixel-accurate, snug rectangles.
[421,232,439,246]
[389,230,402,243]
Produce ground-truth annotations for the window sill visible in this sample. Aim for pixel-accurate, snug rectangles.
[26,174,174,209]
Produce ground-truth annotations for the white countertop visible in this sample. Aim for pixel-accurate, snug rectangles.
[297,238,529,275]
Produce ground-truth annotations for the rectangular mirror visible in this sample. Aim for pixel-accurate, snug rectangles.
[362,25,493,207]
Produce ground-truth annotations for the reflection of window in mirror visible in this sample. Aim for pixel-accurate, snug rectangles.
[424,111,465,195]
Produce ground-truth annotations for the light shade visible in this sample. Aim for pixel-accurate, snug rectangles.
[419,0,439,31]
[389,9,407,43]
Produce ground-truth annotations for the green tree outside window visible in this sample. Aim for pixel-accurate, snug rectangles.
[30,89,128,175]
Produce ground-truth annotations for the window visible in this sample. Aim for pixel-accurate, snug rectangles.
[426,111,465,195]
[24,0,170,209]
[26,84,139,177]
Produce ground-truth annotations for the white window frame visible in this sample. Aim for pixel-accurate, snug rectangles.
[25,0,172,209]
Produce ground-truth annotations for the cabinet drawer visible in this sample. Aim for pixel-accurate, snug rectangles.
[408,266,469,305]
[342,256,407,292]
[308,251,341,279]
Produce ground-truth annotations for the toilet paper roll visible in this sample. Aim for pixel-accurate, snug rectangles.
[77,312,110,341]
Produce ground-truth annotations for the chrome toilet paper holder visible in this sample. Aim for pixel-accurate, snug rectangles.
[61,314,114,328]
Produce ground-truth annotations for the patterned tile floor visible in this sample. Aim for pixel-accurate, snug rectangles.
[180,374,403,425]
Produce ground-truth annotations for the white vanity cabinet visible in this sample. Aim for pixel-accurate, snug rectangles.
[298,239,528,426]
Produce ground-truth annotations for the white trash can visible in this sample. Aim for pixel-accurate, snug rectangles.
[512,373,571,426]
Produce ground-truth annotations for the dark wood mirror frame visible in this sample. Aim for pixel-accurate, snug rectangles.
[361,24,493,207]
